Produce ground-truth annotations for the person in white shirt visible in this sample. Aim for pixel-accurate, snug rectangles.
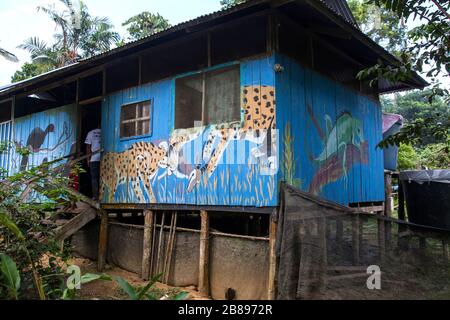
[85,128,102,200]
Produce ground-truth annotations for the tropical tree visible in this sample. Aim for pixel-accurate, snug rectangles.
[0,45,18,63]
[356,0,450,147]
[19,0,119,69]
[382,89,449,146]
[122,12,171,41]
[18,37,63,68]
[397,143,420,170]
[220,0,246,8]
[348,0,408,54]
[11,62,53,83]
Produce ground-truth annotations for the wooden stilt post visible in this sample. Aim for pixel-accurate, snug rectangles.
[384,172,393,217]
[384,172,392,249]
[141,210,154,280]
[198,210,210,297]
[398,182,405,221]
[318,217,328,291]
[155,212,166,274]
[268,210,278,300]
[97,210,108,272]
[336,219,343,255]
[359,216,364,256]
[397,181,409,250]
[352,215,360,266]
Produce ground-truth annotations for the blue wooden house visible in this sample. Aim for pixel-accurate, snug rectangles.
[0,0,427,299]
[0,0,425,212]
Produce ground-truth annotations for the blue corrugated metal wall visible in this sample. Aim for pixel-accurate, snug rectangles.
[275,53,385,205]
[101,56,278,207]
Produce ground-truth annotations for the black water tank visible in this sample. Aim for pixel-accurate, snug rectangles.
[400,170,450,229]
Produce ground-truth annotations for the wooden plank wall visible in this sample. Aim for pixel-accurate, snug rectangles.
[275,53,385,205]
[101,56,278,207]
[11,104,77,173]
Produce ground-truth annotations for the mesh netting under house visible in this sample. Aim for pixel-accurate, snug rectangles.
[275,184,450,300]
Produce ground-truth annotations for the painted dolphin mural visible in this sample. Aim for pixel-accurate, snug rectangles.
[308,111,368,194]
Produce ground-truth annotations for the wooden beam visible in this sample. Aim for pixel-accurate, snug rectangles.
[14,66,104,100]
[102,68,106,96]
[384,172,393,217]
[207,32,212,68]
[78,96,102,106]
[155,211,166,275]
[303,0,398,66]
[55,207,97,242]
[100,203,276,214]
[141,210,154,280]
[278,12,365,69]
[336,218,343,255]
[268,210,278,300]
[398,182,405,221]
[352,215,360,266]
[138,55,143,85]
[97,210,108,272]
[198,210,210,296]
[318,217,328,290]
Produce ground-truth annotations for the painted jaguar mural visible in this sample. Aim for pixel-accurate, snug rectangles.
[99,85,278,204]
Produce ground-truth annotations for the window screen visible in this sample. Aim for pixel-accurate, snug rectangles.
[120,100,152,138]
[204,67,240,125]
[175,65,240,129]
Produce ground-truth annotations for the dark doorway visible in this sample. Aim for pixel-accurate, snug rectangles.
[79,101,102,198]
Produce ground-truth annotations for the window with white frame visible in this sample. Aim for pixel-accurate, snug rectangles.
[120,100,152,138]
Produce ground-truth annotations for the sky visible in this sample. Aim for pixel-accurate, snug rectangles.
[0,0,222,86]
[0,0,447,89]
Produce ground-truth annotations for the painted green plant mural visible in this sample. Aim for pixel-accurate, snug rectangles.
[282,123,301,188]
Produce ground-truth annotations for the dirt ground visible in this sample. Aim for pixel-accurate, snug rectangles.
[69,257,209,300]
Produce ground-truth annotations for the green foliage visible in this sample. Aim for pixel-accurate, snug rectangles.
[348,0,408,53]
[11,62,53,83]
[356,0,450,102]
[397,143,419,170]
[18,0,120,71]
[122,12,170,41]
[114,273,165,300]
[356,1,450,149]
[380,89,450,147]
[419,143,450,169]
[62,273,112,299]
[61,271,188,300]
[220,0,246,8]
[0,154,83,300]
[0,254,21,300]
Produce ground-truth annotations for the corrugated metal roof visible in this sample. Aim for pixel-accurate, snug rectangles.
[321,0,359,26]
[0,0,427,97]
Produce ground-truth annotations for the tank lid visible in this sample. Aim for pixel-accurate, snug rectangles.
[400,170,450,184]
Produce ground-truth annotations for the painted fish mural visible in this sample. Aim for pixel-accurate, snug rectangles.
[99,85,278,204]
[308,111,368,194]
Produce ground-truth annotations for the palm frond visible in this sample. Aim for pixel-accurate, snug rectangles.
[0,47,18,63]
[18,37,49,58]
